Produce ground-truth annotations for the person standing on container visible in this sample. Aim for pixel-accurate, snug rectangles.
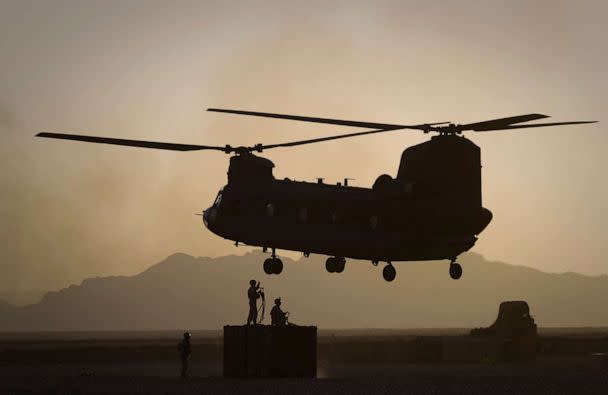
[247,280,261,325]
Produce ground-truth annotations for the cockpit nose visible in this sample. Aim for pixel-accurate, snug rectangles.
[202,207,217,229]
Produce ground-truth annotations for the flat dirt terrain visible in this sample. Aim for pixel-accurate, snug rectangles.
[2,362,607,394]
[1,329,606,394]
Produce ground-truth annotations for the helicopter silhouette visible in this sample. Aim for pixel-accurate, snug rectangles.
[37,109,595,282]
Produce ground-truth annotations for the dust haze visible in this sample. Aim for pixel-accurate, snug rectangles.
[0,1,606,305]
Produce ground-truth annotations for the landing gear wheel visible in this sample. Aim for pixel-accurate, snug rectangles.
[334,258,345,273]
[325,257,336,273]
[449,262,462,280]
[272,258,283,275]
[263,258,273,275]
[382,264,396,282]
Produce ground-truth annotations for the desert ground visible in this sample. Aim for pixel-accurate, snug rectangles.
[1,329,606,394]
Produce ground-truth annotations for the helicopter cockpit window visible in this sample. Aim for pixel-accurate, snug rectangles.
[213,189,223,207]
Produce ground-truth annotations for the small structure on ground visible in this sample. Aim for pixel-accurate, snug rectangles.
[415,301,538,363]
[470,300,537,362]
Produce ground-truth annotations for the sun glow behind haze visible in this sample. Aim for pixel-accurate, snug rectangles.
[0,0,605,304]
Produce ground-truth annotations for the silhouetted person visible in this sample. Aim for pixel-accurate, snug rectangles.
[177,332,192,378]
[270,298,289,326]
[247,280,261,325]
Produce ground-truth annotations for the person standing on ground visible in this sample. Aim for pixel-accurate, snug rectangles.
[177,332,192,378]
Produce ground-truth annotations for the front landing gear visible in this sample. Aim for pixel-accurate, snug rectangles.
[325,257,345,273]
[382,262,396,282]
[263,249,283,275]
[449,259,463,280]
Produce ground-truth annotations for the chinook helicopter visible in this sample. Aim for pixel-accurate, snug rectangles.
[37,109,595,282]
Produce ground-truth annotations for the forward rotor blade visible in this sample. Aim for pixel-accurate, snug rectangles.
[36,132,227,152]
[258,126,406,150]
[473,120,597,131]
[461,114,549,131]
[208,108,427,131]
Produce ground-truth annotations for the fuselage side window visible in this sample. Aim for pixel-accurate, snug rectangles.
[266,203,275,217]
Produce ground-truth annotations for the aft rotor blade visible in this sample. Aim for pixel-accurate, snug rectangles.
[461,114,550,131]
[36,132,228,152]
[473,120,597,131]
[207,108,427,131]
[258,126,406,150]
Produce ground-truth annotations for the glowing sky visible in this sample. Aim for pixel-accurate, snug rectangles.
[0,0,605,304]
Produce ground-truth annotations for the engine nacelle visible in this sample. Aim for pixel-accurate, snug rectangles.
[372,174,402,198]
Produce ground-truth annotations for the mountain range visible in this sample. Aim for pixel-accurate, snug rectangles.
[1,251,607,331]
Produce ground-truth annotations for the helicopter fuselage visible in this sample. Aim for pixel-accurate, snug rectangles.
[36,108,594,280]
[202,135,492,262]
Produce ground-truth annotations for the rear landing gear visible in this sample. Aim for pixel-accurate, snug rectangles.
[263,258,273,274]
[325,257,346,273]
[382,263,396,282]
[263,249,283,275]
[449,259,462,280]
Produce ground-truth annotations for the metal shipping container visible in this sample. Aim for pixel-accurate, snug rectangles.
[224,325,317,378]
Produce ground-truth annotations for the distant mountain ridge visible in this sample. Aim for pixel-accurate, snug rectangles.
[1,252,607,331]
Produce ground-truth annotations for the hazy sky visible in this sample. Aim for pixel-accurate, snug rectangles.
[0,0,606,303]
